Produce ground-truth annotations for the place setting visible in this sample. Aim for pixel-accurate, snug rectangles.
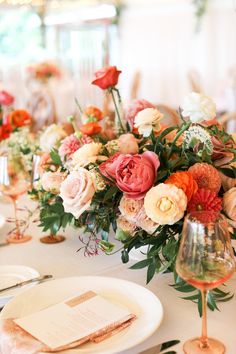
[0,1,236,353]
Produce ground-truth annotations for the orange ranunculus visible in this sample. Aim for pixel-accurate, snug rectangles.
[80,122,102,136]
[8,109,31,128]
[165,171,198,202]
[84,106,103,121]
[0,123,13,141]
[91,66,121,90]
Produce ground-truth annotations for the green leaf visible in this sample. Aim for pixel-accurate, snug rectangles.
[219,167,236,178]
[130,258,152,270]
[121,249,129,263]
[115,229,131,242]
[50,149,62,165]
[103,185,119,202]
[147,259,157,283]
[160,340,180,351]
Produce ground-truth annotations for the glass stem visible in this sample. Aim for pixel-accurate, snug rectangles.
[110,88,125,133]
[12,198,21,239]
[200,290,209,349]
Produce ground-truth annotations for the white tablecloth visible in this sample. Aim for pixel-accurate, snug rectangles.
[0,197,236,354]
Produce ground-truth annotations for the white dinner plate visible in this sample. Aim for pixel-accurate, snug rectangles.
[0,265,40,307]
[0,214,5,229]
[1,276,164,354]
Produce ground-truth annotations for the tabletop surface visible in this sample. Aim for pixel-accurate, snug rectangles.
[0,196,236,354]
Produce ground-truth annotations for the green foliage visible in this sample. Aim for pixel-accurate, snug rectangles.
[171,275,234,316]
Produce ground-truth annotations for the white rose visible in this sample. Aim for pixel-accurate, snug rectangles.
[40,124,66,152]
[134,108,163,137]
[60,168,96,219]
[72,142,106,168]
[41,171,65,194]
[182,92,216,123]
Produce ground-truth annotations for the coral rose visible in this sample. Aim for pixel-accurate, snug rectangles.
[60,169,96,219]
[99,151,160,199]
[92,66,121,90]
[134,108,163,137]
[84,106,103,121]
[125,99,156,129]
[118,134,139,154]
[188,163,221,193]
[223,187,236,222]
[165,171,198,202]
[0,90,14,106]
[144,183,187,225]
[41,171,65,194]
[80,122,102,136]
[8,109,31,128]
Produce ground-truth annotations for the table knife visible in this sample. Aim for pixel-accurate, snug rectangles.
[0,274,53,293]
[139,339,180,354]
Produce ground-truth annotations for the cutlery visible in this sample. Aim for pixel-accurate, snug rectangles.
[0,274,53,293]
[139,339,180,354]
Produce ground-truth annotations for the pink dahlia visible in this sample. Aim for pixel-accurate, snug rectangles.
[125,99,155,129]
[59,134,92,161]
[188,163,221,193]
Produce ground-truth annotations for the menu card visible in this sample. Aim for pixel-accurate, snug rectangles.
[14,291,134,350]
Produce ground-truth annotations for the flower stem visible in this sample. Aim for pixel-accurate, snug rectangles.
[110,88,125,134]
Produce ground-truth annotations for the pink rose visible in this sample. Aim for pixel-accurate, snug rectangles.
[60,169,96,219]
[117,215,136,235]
[125,99,155,129]
[118,134,139,154]
[41,171,66,193]
[119,196,143,222]
[59,134,92,162]
[136,206,159,234]
[100,151,160,199]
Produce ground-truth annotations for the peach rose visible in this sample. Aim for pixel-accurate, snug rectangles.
[134,108,163,137]
[60,169,96,219]
[72,142,106,168]
[144,183,187,225]
[119,196,143,222]
[125,99,156,129]
[116,215,136,235]
[136,207,159,234]
[37,153,54,175]
[41,171,66,194]
[223,187,236,222]
[118,134,139,154]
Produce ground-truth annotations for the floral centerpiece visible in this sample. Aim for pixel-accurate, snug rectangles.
[27,62,61,83]
[31,66,236,311]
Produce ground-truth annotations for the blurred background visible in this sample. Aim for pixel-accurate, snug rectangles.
[0,0,235,127]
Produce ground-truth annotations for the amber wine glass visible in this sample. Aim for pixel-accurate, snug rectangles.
[176,212,235,354]
[0,155,32,243]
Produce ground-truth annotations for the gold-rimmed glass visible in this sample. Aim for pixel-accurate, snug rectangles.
[176,212,235,354]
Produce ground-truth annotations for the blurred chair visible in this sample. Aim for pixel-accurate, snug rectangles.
[188,70,203,93]
[157,104,180,125]
[218,112,236,133]
[130,71,141,100]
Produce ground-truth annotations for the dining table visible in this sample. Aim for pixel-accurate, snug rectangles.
[0,196,236,354]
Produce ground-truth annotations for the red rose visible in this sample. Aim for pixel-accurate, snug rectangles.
[0,90,14,106]
[91,66,121,90]
[0,123,13,141]
[99,151,160,199]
